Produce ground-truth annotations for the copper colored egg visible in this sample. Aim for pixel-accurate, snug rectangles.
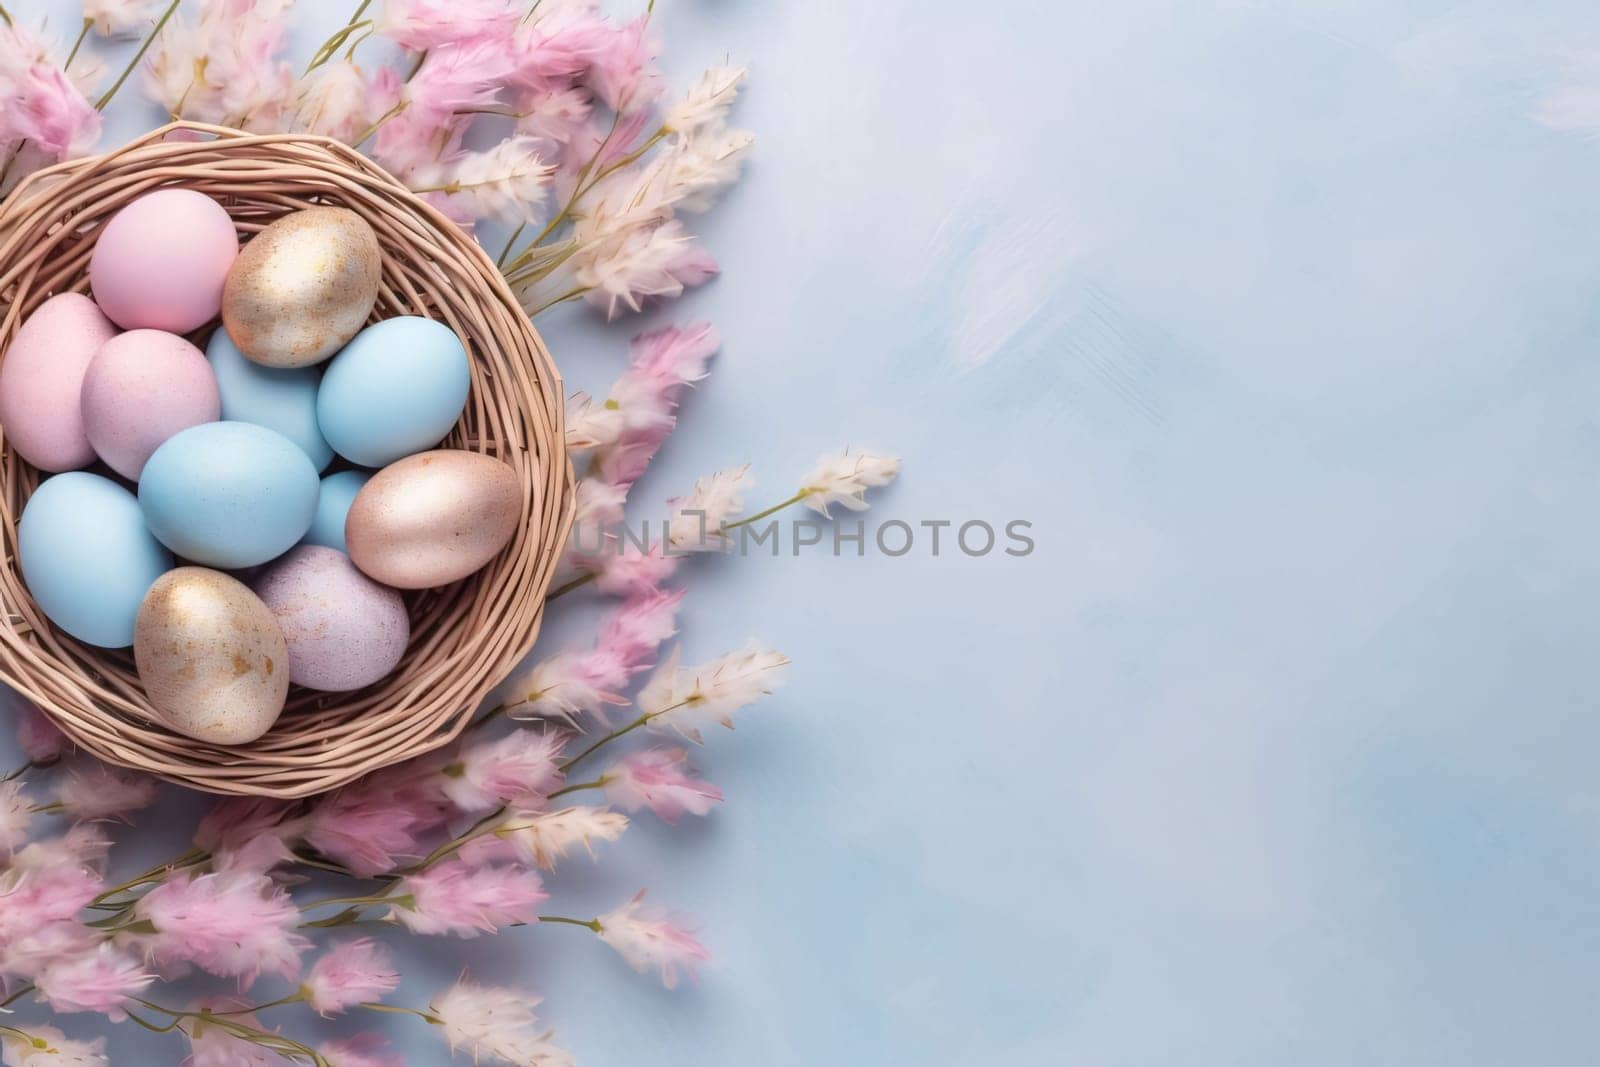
[221,207,381,368]
[134,567,289,745]
[345,450,524,589]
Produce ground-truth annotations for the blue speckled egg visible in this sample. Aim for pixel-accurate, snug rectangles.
[303,469,372,553]
[19,472,173,647]
[316,317,470,466]
[139,422,320,569]
[207,326,333,470]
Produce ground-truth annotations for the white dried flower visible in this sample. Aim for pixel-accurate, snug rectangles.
[799,449,902,516]
[666,465,752,551]
[637,643,790,742]
[429,980,573,1067]
[493,806,628,870]
[422,136,554,223]
[295,61,371,143]
[84,0,165,39]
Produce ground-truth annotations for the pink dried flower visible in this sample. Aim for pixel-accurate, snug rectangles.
[0,921,98,982]
[180,997,281,1067]
[429,980,573,1067]
[583,16,660,112]
[302,939,399,1016]
[597,890,709,989]
[53,762,156,822]
[134,869,309,984]
[303,784,436,877]
[34,944,154,1020]
[589,540,682,597]
[12,824,112,871]
[374,41,511,176]
[145,1,295,130]
[480,806,627,870]
[442,730,566,813]
[195,796,299,853]
[4,64,101,159]
[319,1033,403,1067]
[0,859,101,968]
[637,643,791,742]
[511,589,682,722]
[603,748,723,824]
[0,1025,107,1067]
[17,707,70,765]
[0,781,31,854]
[379,0,521,52]
[390,858,547,937]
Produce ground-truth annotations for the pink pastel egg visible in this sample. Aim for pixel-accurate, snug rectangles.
[81,330,220,480]
[253,544,409,692]
[89,189,239,332]
[0,293,118,471]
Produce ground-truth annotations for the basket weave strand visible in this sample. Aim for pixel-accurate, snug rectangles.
[0,123,573,798]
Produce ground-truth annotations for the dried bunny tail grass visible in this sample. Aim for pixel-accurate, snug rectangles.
[0,122,573,798]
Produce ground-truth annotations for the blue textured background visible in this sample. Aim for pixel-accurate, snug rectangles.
[8,1,1600,1063]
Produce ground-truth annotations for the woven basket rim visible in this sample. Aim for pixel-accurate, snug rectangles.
[0,121,574,798]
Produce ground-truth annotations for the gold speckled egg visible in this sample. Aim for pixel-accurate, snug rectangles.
[346,450,525,589]
[134,567,290,745]
[221,207,381,368]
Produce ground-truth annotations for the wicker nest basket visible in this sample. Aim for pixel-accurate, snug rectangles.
[0,123,573,799]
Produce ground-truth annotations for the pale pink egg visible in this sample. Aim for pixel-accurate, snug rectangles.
[81,330,220,480]
[0,293,117,471]
[89,189,239,332]
[253,544,409,692]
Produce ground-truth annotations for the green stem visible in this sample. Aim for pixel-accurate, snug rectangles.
[497,221,527,267]
[0,985,33,1009]
[65,17,91,69]
[524,285,588,317]
[546,571,596,600]
[539,914,602,933]
[303,0,372,73]
[559,708,674,772]
[96,0,180,111]
[354,100,406,148]
[297,893,389,913]
[546,776,608,799]
[722,492,807,531]
[89,847,207,906]
[1,759,34,782]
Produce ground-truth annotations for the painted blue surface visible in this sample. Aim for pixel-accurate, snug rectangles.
[7,1,1600,1063]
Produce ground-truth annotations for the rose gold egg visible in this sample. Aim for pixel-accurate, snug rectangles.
[345,450,524,589]
[134,567,289,745]
[221,207,381,368]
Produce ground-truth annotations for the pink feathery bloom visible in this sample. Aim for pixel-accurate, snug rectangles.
[0,781,31,854]
[666,465,752,551]
[11,823,112,872]
[799,449,903,516]
[0,1025,107,1067]
[33,943,154,1021]
[180,997,281,1067]
[194,796,300,856]
[5,64,101,159]
[506,8,611,95]
[513,88,592,164]
[0,859,101,960]
[637,643,791,742]
[603,748,723,824]
[442,729,566,813]
[379,0,521,52]
[319,1033,404,1067]
[597,890,710,989]
[302,939,400,1016]
[390,858,547,938]
[16,706,70,765]
[510,588,683,722]
[429,980,573,1067]
[52,762,156,822]
[0,921,98,983]
[374,41,511,176]
[583,16,660,113]
[302,783,438,877]
[589,540,682,597]
[134,869,309,984]
[473,806,628,871]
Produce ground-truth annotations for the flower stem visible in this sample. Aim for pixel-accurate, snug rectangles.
[96,0,180,111]
[546,571,596,600]
[525,286,588,317]
[89,847,207,906]
[539,914,602,933]
[304,0,372,73]
[0,759,34,782]
[546,776,608,799]
[65,17,91,69]
[559,705,682,772]
[722,492,806,531]
[0,984,34,1009]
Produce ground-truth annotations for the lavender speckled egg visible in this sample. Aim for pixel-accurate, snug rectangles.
[222,207,381,368]
[253,545,408,691]
[90,189,239,332]
[134,567,288,745]
[0,293,118,471]
[81,330,221,479]
[345,450,524,589]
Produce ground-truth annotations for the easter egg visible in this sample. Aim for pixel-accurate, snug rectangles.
[254,545,408,691]
[139,422,319,569]
[221,207,382,369]
[206,326,332,470]
[0,293,118,471]
[317,317,470,467]
[18,472,174,647]
[134,567,288,744]
[303,469,371,552]
[89,189,238,332]
[81,330,221,480]
[345,450,523,589]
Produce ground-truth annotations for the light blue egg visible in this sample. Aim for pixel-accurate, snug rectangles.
[207,327,334,470]
[139,422,320,569]
[316,317,470,467]
[303,469,372,553]
[19,472,173,647]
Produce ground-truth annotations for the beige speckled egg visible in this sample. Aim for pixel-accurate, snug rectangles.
[134,567,289,745]
[221,207,381,368]
[346,450,524,589]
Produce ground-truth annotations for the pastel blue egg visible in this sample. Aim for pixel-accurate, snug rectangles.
[317,317,470,467]
[207,327,333,470]
[303,469,372,553]
[139,422,320,569]
[19,472,173,647]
